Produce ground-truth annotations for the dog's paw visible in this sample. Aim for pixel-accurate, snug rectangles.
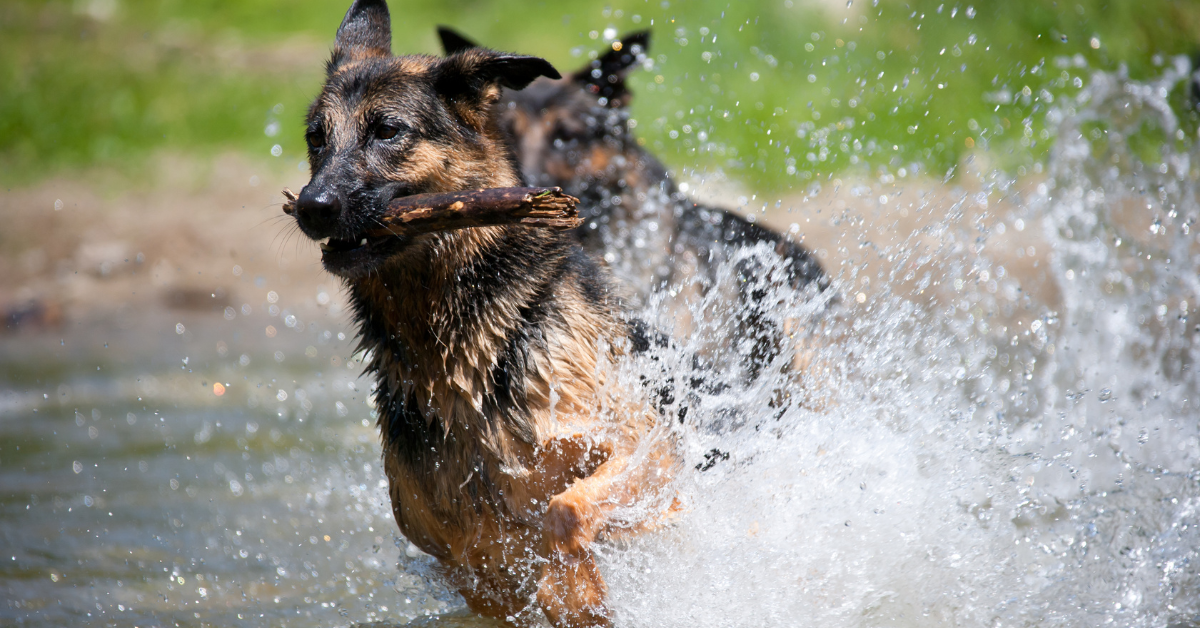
[537,554,610,628]
[543,493,601,555]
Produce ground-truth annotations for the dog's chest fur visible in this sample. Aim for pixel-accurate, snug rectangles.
[348,226,620,559]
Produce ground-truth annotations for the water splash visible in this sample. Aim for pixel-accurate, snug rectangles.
[593,59,1200,628]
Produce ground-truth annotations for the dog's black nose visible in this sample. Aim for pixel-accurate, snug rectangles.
[295,188,342,238]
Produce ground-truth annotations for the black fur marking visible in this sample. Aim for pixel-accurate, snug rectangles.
[479,238,571,445]
[564,246,610,307]
[451,230,569,331]
[379,387,444,459]
[486,307,548,445]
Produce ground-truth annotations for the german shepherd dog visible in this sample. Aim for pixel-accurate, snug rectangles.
[291,1,675,625]
[439,28,831,381]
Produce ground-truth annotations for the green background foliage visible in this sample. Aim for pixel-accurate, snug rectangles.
[2,0,1198,189]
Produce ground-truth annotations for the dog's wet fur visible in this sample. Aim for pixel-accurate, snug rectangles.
[439,27,830,381]
[292,2,676,625]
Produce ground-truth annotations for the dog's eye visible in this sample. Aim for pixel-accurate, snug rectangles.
[306,130,325,149]
[375,125,400,141]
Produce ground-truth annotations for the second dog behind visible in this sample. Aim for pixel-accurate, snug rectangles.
[441,27,832,382]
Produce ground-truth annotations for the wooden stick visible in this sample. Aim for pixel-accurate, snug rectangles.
[281,187,582,236]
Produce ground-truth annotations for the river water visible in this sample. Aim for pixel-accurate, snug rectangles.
[2,62,1199,627]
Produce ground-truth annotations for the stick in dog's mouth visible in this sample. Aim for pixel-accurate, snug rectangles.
[281,186,582,239]
[282,186,582,275]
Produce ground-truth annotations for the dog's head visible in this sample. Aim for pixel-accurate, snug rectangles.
[438,28,650,187]
[294,0,560,278]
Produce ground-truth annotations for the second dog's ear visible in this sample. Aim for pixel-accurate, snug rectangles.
[329,0,392,72]
[437,26,479,55]
[571,30,650,107]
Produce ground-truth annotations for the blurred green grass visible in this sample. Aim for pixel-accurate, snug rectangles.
[2,0,1198,191]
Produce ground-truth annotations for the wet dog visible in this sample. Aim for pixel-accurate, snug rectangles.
[290,2,675,625]
[439,28,830,381]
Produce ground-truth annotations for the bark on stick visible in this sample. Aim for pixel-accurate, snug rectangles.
[281,187,582,236]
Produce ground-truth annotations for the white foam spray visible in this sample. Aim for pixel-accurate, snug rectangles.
[592,59,1200,628]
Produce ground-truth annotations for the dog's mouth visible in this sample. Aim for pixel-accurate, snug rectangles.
[317,231,408,277]
[291,183,423,278]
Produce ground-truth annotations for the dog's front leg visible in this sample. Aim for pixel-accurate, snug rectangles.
[537,476,612,628]
[536,435,675,628]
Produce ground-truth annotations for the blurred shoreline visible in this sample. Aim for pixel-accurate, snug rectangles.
[1,149,1061,382]
[1,153,334,371]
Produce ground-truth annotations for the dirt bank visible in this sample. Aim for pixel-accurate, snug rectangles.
[1,152,1059,377]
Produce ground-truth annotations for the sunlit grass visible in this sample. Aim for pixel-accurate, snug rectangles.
[2,0,1198,190]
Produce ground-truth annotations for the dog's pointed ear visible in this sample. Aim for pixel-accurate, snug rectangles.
[571,30,650,107]
[328,0,392,72]
[437,26,480,55]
